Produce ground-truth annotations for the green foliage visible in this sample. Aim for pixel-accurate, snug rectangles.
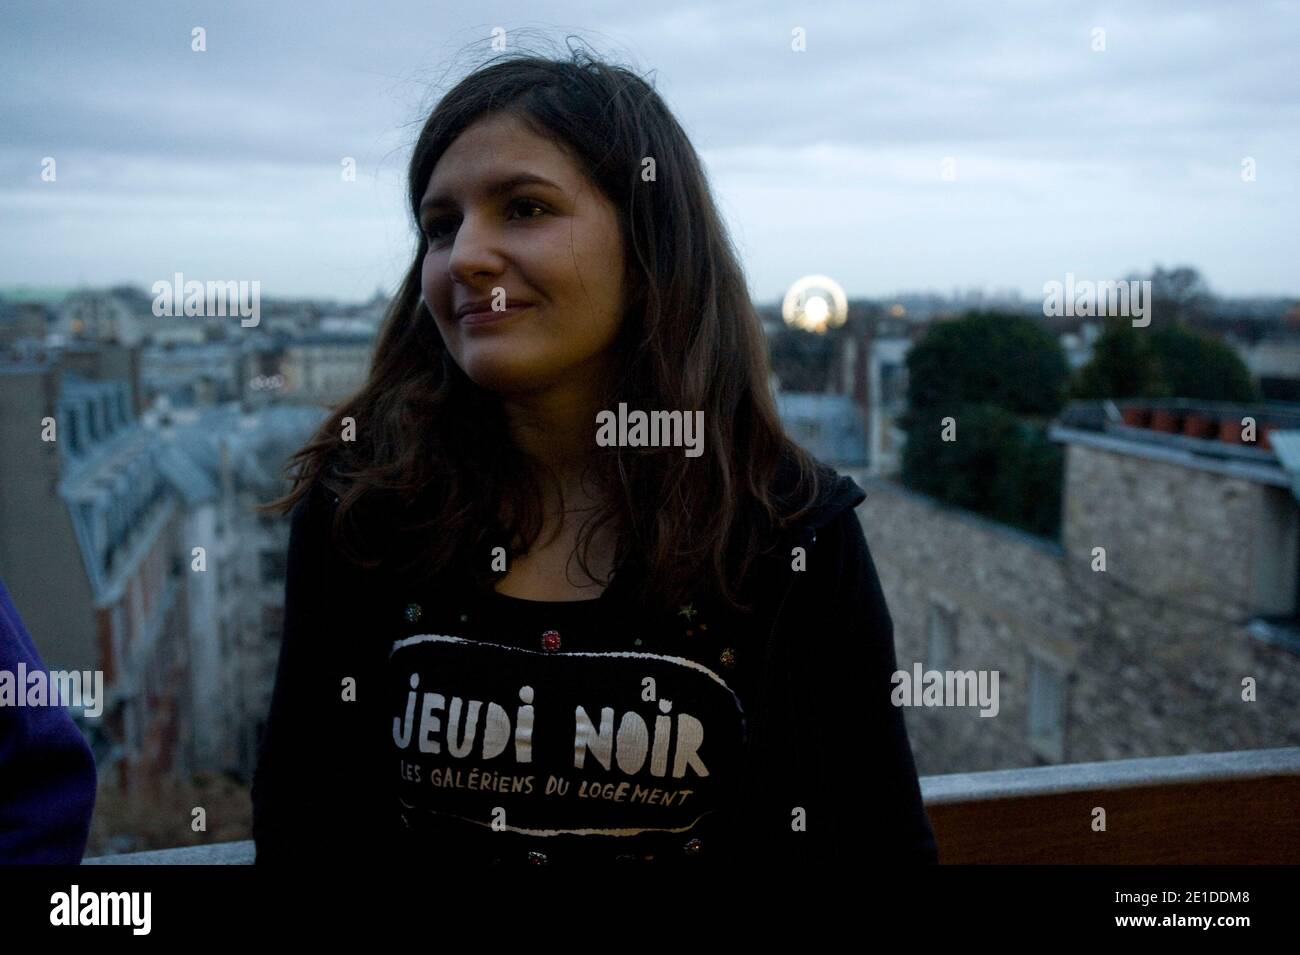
[1071,315,1259,402]
[901,312,1068,537]
[894,270,1256,540]
[906,311,1070,415]
[1070,316,1168,399]
[900,404,1063,537]
[1148,325,1259,402]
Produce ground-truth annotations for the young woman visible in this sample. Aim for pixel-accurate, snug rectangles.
[251,47,936,869]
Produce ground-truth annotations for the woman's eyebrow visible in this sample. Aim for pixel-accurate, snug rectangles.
[419,173,563,212]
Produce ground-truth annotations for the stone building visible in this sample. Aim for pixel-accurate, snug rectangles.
[857,399,1300,774]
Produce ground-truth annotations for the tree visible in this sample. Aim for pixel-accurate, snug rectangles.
[1070,315,1168,400]
[1071,314,1259,402]
[1148,325,1259,402]
[906,311,1070,416]
[1144,264,1214,327]
[900,403,1063,537]
[900,312,1069,538]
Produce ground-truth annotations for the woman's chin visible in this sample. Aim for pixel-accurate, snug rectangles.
[462,357,558,395]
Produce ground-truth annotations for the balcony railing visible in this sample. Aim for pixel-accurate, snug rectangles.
[923,746,1300,864]
[81,747,1300,865]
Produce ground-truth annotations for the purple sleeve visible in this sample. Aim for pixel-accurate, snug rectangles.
[0,575,98,864]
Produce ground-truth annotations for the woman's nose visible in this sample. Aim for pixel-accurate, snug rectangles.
[447,214,506,283]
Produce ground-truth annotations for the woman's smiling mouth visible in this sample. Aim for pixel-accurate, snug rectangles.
[459,303,534,326]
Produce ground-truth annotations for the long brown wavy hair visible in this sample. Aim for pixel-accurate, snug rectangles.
[259,40,826,616]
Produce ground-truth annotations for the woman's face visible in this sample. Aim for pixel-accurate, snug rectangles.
[419,112,627,396]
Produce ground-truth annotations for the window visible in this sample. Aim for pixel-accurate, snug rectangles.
[1027,655,1068,762]
[927,600,956,672]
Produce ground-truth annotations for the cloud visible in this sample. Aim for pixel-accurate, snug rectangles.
[1,0,1296,299]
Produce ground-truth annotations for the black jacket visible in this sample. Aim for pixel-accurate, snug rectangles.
[251,457,938,868]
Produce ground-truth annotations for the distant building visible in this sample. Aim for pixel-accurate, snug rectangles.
[275,329,374,408]
[774,392,868,468]
[1229,331,1300,402]
[55,290,146,346]
[0,348,188,789]
[0,338,324,795]
[867,337,911,477]
[0,300,51,348]
[151,401,325,773]
[141,342,242,408]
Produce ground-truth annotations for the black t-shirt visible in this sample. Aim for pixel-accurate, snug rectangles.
[386,587,749,865]
[254,466,939,867]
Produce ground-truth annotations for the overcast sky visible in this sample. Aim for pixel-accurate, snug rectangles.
[2,0,1296,305]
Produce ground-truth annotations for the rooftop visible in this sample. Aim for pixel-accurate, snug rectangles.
[1051,398,1300,498]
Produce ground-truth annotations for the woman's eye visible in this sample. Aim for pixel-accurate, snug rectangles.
[508,197,548,220]
[423,218,453,242]
[422,199,547,244]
